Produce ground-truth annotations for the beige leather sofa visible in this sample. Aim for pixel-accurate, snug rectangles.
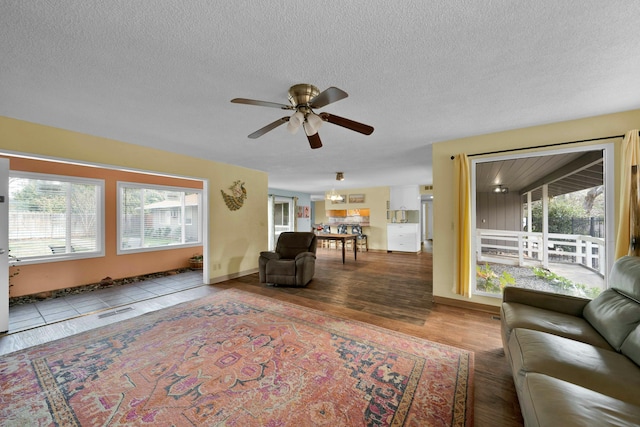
[501,256,640,426]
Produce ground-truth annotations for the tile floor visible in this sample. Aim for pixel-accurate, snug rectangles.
[7,271,205,334]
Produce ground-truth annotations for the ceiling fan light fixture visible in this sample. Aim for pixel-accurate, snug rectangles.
[305,112,323,134]
[303,121,316,136]
[287,111,304,134]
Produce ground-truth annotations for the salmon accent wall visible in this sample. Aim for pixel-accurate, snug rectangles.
[0,116,269,300]
[7,156,203,297]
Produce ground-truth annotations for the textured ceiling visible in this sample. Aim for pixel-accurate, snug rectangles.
[1,1,639,197]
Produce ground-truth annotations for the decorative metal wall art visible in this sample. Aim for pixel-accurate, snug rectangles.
[221,180,247,211]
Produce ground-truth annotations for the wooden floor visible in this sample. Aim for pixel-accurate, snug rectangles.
[0,247,523,426]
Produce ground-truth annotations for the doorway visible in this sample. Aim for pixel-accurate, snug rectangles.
[421,196,433,244]
[0,158,8,332]
[268,195,295,250]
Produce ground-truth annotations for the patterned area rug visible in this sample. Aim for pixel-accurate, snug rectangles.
[1,289,473,426]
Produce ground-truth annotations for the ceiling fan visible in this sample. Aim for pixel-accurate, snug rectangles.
[230,84,374,149]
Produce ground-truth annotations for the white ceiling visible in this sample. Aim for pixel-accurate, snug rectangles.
[1,1,639,198]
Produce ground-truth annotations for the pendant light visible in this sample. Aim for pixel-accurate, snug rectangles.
[325,172,344,201]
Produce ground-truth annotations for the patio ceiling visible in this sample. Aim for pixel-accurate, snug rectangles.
[475,150,603,200]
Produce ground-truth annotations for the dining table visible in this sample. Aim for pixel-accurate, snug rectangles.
[316,233,358,264]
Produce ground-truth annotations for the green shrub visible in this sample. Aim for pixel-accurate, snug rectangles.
[532,267,601,298]
[476,263,515,293]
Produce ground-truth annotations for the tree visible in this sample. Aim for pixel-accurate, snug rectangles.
[531,201,586,233]
[11,179,66,212]
[582,186,604,216]
[71,184,98,238]
[528,187,604,235]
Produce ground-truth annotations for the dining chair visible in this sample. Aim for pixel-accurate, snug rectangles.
[336,224,348,249]
[321,225,333,248]
[351,225,368,252]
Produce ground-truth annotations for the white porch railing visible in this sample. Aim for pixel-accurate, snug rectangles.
[476,229,605,275]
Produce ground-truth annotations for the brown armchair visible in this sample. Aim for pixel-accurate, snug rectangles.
[259,232,317,287]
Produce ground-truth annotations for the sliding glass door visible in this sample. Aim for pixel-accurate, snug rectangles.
[472,144,614,299]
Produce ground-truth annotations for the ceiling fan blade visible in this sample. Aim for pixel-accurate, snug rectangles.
[319,113,374,135]
[247,117,289,139]
[309,87,348,109]
[307,132,323,149]
[231,98,294,110]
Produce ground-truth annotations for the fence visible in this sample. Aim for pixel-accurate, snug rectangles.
[530,217,605,238]
[476,229,605,274]
[9,212,97,239]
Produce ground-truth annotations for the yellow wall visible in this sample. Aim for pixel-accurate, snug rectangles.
[432,109,640,307]
[1,116,268,293]
[316,187,391,250]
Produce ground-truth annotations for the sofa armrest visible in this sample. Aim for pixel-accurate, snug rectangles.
[503,286,589,317]
[260,251,280,261]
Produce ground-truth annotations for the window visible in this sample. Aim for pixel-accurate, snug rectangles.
[472,145,613,300]
[118,182,202,253]
[9,172,104,261]
[274,201,290,226]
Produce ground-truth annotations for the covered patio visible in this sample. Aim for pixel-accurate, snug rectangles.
[474,148,608,296]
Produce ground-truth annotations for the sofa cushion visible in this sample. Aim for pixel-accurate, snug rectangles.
[519,373,640,427]
[266,259,295,276]
[609,255,640,301]
[508,328,640,406]
[583,288,640,351]
[501,302,612,350]
[621,325,640,367]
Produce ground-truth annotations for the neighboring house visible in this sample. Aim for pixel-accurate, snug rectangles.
[135,193,201,243]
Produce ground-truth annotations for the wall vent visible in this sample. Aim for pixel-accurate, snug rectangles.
[98,307,134,318]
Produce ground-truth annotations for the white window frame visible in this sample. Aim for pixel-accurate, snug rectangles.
[470,143,614,299]
[9,171,105,264]
[117,182,203,254]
